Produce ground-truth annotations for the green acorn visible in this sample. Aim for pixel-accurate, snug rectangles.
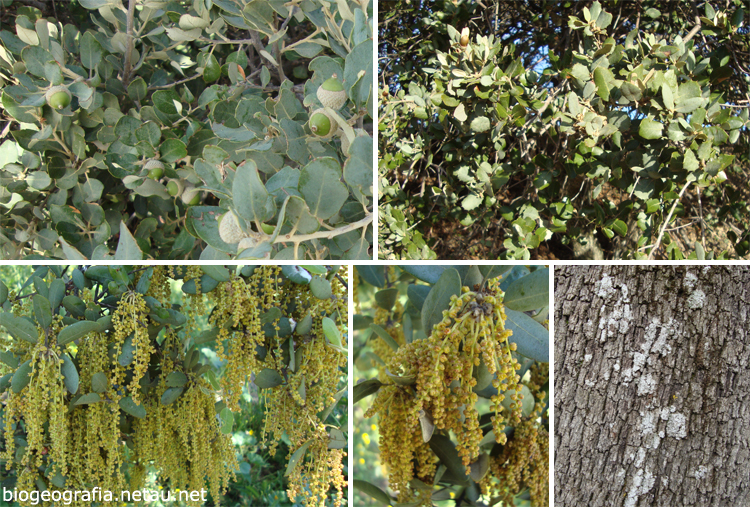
[317,77,347,110]
[166,179,183,196]
[45,86,71,110]
[144,160,164,180]
[309,108,334,137]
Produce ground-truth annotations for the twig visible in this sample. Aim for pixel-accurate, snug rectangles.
[123,0,136,86]
[274,214,372,244]
[682,16,702,44]
[648,180,692,260]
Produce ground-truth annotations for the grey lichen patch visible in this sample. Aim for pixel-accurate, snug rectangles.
[622,318,675,385]
[624,468,655,507]
[687,289,706,309]
[596,275,632,341]
[684,272,698,289]
[637,373,656,395]
[694,465,709,479]
[666,412,687,439]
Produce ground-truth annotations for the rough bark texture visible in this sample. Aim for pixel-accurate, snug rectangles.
[554,265,750,507]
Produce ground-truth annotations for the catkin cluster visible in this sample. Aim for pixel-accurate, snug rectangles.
[0,266,348,507]
[365,276,528,504]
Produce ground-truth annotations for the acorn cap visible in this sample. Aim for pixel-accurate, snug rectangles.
[317,77,347,110]
[144,160,164,171]
[309,108,334,137]
[45,86,72,110]
[180,185,200,205]
[218,210,246,244]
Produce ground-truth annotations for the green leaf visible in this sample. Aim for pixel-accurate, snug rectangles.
[32,295,52,330]
[0,281,7,307]
[254,368,283,389]
[200,265,230,282]
[60,354,79,394]
[309,276,333,300]
[322,317,344,350]
[91,372,108,393]
[479,265,513,282]
[421,268,461,337]
[285,441,312,477]
[662,84,674,110]
[220,407,234,434]
[356,266,385,287]
[470,116,491,132]
[674,97,704,114]
[462,194,482,210]
[400,266,470,285]
[503,309,549,362]
[127,77,148,102]
[152,89,182,115]
[593,67,612,102]
[645,7,661,18]
[503,268,549,312]
[429,434,468,483]
[0,313,39,344]
[328,427,347,449]
[369,324,399,352]
[620,81,642,102]
[58,320,100,346]
[114,221,143,260]
[281,265,312,284]
[374,288,399,312]
[165,371,188,387]
[299,158,348,220]
[639,117,663,140]
[353,378,383,404]
[233,160,276,225]
[11,360,32,394]
[79,31,103,69]
[74,392,102,405]
[406,284,431,312]
[120,396,147,417]
[353,480,393,506]
[160,386,184,405]
[344,135,373,195]
[683,149,699,172]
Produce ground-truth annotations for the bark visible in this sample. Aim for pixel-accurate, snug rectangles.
[554,265,750,507]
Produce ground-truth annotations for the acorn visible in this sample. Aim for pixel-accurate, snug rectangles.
[309,108,334,137]
[180,185,201,205]
[166,179,183,196]
[317,77,347,110]
[144,160,164,180]
[45,86,71,110]
[218,209,245,244]
[460,27,470,47]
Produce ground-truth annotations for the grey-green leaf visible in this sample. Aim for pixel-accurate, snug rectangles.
[233,160,275,224]
[369,324,399,352]
[91,372,108,393]
[356,266,385,287]
[374,288,399,312]
[11,360,33,393]
[58,320,100,346]
[0,313,39,344]
[421,268,461,337]
[33,295,53,330]
[503,268,549,311]
[353,378,383,404]
[309,276,333,300]
[353,480,394,506]
[254,368,283,389]
[160,386,185,405]
[165,371,188,387]
[503,309,549,362]
[407,284,431,312]
[285,440,312,476]
[60,354,79,394]
[120,396,147,417]
[74,392,102,405]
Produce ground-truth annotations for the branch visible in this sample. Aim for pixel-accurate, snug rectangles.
[123,0,136,86]
[274,214,372,244]
[648,180,692,260]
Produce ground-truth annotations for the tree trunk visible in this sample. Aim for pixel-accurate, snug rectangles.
[554,265,750,507]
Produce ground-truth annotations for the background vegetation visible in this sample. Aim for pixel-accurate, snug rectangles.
[379,0,749,260]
